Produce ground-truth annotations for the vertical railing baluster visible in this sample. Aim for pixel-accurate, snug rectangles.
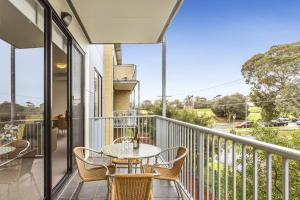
[193,129,196,199]
[186,127,189,194]
[225,139,228,200]
[180,125,183,183]
[253,149,258,200]
[212,135,215,200]
[242,145,246,200]
[142,117,144,137]
[199,132,204,200]
[189,128,192,195]
[182,126,185,187]
[283,158,289,200]
[206,134,210,200]
[218,137,221,200]
[267,153,272,200]
[232,142,236,200]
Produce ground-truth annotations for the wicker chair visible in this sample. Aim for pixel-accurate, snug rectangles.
[111,136,150,173]
[57,117,67,136]
[110,173,154,200]
[73,147,115,198]
[0,149,41,198]
[143,146,188,198]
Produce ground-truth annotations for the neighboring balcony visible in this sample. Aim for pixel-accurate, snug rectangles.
[113,64,137,91]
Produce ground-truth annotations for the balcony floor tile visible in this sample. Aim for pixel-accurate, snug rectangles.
[55,170,188,200]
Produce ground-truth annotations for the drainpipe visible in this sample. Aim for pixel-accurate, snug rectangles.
[162,35,167,117]
[11,46,16,124]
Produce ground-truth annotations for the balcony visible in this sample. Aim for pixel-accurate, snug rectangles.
[59,115,300,200]
[113,65,137,91]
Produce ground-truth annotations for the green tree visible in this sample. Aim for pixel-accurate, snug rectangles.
[184,95,194,109]
[170,99,184,109]
[143,100,215,127]
[141,100,153,110]
[242,42,300,121]
[228,125,300,200]
[194,96,210,109]
[211,93,248,121]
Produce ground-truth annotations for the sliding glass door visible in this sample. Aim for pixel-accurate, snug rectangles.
[51,22,69,188]
[72,45,84,159]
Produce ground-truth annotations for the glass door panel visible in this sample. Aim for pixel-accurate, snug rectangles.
[0,0,45,199]
[72,45,84,158]
[51,22,68,188]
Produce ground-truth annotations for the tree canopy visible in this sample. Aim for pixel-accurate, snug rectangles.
[242,42,300,121]
[211,93,248,121]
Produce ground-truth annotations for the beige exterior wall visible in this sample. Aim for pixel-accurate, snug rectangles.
[103,45,114,144]
[114,91,131,111]
[114,65,136,81]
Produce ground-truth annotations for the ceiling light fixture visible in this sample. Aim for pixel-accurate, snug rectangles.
[56,63,67,69]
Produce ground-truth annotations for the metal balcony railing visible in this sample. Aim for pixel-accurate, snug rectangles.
[0,119,44,157]
[90,115,300,200]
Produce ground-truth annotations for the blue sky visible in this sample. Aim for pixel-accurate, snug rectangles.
[122,0,300,101]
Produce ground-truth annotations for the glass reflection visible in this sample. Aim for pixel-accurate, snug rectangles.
[0,0,45,199]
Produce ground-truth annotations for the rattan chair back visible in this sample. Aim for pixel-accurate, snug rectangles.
[172,147,188,176]
[111,173,153,200]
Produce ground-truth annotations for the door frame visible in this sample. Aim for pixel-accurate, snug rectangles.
[41,0,86,199]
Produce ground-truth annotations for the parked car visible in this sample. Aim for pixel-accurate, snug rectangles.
[296,120,300,126]
[292,117,300,122]
[235,121,254,128]
[270,118,288,126]
[278,117,289,122]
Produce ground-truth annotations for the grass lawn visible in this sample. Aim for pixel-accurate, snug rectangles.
[247,106,262,121]
[233,127,300,139]
[190,108,216,117]
[192,107,262,122]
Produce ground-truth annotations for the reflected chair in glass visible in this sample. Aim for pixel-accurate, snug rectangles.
[57,117,67,136]
[73,147,115,198]
[0,149,41,198]
[143,146,188,199]
[110,173,154,200]
[111,136,150,173]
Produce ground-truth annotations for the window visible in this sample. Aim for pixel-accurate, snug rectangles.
[0,0,45,198]
[94,70,102,117]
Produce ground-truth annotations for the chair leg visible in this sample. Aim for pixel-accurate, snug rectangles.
[174,181,183,199]
[71,181,84,200]
[107,178,110,200]
[135,164,137,173]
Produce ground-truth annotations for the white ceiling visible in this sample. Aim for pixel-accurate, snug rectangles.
[69,0,183,44]
[0,0,44,48]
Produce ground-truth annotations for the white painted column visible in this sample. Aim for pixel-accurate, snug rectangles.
[162,36,167,117]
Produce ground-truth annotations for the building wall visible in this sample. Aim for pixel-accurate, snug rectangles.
[103,45,114,144]
[49,0,107,148]
[52,80,67,117]
[114,90,131,111]
[114,65,136,80]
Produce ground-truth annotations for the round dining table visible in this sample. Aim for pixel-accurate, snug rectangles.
[102,143,161,173]
[0,146,16,156]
